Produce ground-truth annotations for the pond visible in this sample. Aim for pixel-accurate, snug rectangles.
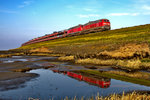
[0,69,150,100]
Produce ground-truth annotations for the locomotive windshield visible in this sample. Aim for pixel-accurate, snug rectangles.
[104,19,109,22]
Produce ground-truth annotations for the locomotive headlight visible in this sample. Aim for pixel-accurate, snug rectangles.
[104,23,110,25]
[104,23,107,25]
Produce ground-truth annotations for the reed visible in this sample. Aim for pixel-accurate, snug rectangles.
[58,56,74,61]
[75,58,142,69]
[116,59,141,69]
[28,91,150,100]
[0,54,12,58]
[75,58,117,66]
[140,62,150,69]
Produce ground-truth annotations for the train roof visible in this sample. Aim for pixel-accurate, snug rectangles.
[84,19,109,26]
[68,24,82,30]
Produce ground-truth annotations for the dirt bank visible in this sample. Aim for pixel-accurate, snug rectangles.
[0,72,38,91]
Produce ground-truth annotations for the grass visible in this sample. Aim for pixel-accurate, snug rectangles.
[75,58,117,66]
[72,91,150,100]
[58,56,74,61]
[93,91,150,100]
[116,59,141,69]
[0,54,12,58]
[78,70,150,86]
[140,62,150,69]
[75,58,143,70]
[17,24,150,56]
[108,70,150,80]
[29,91,150,100]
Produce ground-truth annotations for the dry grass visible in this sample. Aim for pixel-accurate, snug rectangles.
[75,58,142,69]
[100,43,150,59]
[93,91,150,100]
[30,47,52,53]
[30,53,51,56]
[116,59,141,69]
[0,54,12,58]
[75,58,117,66]
[140,62,150,69]
[76,58,150,70]
[64,91,150,100]
[58,56,74,61]
[107,71,150,80]
[29,91,150,100]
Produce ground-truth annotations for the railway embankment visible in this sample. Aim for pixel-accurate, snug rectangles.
[11,24,150,70]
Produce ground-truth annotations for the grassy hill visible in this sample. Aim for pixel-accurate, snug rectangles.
[18,24,150,57]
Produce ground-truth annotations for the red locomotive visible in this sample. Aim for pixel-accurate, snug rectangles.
[22,19,110,46]
[52,70,111,88]
[67,72,111,88]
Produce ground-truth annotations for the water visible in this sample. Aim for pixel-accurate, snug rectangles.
[0,56,57,63]
[0,69,150,100]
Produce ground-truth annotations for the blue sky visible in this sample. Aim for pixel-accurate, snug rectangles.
[0,0,150,50]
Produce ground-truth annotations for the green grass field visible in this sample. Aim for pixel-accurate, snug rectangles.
[18,24,150,51]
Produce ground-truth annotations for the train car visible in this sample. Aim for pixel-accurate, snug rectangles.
[67,25,83,35]
[67,72,83,80]
[82,19,110,33]
[22,18,111,46]
[61,71,111,88]
[82,76,110,88]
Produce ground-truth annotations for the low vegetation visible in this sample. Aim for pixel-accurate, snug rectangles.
[0,54,12,58]
[76,58,117,66]
[58,56,74,61]
[75,58,150,70]
[29,91,150,100]
[108,71,150,80]
[93,91,150,100]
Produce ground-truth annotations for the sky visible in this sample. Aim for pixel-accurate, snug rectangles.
[0,0,150,50]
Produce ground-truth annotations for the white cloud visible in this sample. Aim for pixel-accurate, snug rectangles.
[109,13,129,16]
[83,8,97,12]
[0,10,17,14]
[131,13,140,16]
[142,5,150,10]
[84,8,93,11]
[108,13,140,16]
[77,14,100,18]
[18,0,33,8]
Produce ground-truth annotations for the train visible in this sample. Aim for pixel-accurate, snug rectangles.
[52,70,111,88]
[22,19,111,46]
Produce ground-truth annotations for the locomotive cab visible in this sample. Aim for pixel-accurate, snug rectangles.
[102,19,111,30]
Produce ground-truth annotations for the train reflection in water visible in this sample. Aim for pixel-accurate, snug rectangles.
[52,70,111,88]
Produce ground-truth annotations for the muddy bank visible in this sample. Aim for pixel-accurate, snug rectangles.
[0,61,39,91]
[0,56,56,91]
[0,72,38,91]
[0,72,37,81]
